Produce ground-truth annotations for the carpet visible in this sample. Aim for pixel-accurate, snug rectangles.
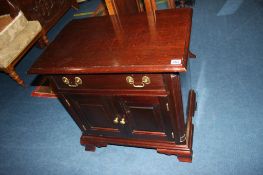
[2,0,263,174]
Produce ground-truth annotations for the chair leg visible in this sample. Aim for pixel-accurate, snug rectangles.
[5,67,25,87]
[38,34,49,48]
[167,0,176,8]
[42,34,49,46]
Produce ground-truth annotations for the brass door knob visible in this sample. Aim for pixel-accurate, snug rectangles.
[113,117,119,124]
[120,118,126,125]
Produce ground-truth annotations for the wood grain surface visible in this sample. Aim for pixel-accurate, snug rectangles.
[29,8,193,75]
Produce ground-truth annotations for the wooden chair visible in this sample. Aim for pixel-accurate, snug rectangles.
[0,2,44,86]
[104,0,176,16]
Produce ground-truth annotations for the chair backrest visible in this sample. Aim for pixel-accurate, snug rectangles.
[105,0,160,16]
[105,0,142,15]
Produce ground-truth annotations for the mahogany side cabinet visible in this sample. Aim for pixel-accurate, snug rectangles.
[29,8,197,162]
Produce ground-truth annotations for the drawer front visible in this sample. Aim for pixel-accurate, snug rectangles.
[52,74,165,91]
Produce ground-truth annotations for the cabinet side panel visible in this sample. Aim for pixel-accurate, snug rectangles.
[163,74,185,143]
[179,61,192,121]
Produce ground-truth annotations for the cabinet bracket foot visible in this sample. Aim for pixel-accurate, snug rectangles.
[85,144,96,152]
[177,155,192,162]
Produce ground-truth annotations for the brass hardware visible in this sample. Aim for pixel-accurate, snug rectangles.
[126,76,151,88]
[82,125,87,131]
[120,118,126,125]
[171,132,174,139]
[62,76,82,87]
[180,134,186,142]
[166,103,169,111]
[113,117,119,124]
[142,76,151,84]
[65,99,70,107]
[126,76,134,85]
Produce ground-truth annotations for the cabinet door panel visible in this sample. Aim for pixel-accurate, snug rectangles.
[64,94,123,137]
[119,96,174,141]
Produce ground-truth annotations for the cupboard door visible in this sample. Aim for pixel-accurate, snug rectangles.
[64,94,124,137]
[118,96,174,141]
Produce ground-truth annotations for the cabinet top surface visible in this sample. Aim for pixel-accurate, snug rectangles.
[29,9,193,74]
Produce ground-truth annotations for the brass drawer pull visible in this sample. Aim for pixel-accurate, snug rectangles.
[126,76,151,88]
[62,76,82,87]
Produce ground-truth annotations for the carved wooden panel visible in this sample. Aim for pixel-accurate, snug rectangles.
[7,0,76,33]
[31,0,69,26]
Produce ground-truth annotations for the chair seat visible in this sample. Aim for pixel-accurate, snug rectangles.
[0,10,43,86]
[0,11,28,49]
[0,20,41,68]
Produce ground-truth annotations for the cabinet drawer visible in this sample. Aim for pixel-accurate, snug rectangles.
[52,74,165,91]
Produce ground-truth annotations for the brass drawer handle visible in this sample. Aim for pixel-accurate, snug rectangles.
[62,76,82,87]
[126,76,151,88]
